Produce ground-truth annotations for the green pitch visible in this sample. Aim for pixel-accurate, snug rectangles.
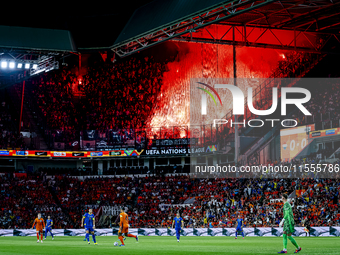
[0,236,339,255]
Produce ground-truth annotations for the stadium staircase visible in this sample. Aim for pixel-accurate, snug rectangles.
[47,186,76,228]
[184,197,195,204]
[97,215,112,228]
[329,147,340,159]
[0,88,24,135]
[9,82,48,150]
[222,52,326,164]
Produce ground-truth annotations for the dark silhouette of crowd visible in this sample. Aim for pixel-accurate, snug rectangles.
[0,99,25,150]
[11,55,168,150]
[294,81,340,130]
[79,56,166,130]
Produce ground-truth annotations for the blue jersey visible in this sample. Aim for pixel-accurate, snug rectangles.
[236,219,243,229]
[173,217,183,229]
[84,213,95,227]
[46,219,53,228]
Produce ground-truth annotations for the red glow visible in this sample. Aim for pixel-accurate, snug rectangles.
[78,75,83,84]
[147,42,288,128]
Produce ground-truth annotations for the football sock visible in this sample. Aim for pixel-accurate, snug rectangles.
[50,231,54,238]
[36,233,39,240]
[92,234,96,243]
[288,235,299,249]
[235,232,238,238]
[127,234,136,238]
[40,234,43,240]
[119,236,125,245]
[86,233,89,242]
[176,231,180,240]
[283,234,288,250]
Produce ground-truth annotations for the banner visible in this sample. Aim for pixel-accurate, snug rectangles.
[270,199,282,203]
[1,227,339,237]
[309,226,330,237]
[272,227,283,237]
[0,149,143,158]
[14,173,27,178]
[13,229,39,236]
[137,228,155,236]
[155,228,169,236]
[144,146,215,156]
[0,229,13,236]
[309,127,340,139]
[159,204,193,211]
[207,228,224,236]
[101,205,121,216]
[255,227,272,236]
[82,140,96,150]
[64,229,86,236]
[152,138,198,147]
[45,229,64,237]
[330,227,340,237]
[292,227,308,237]
[94,229,114,236]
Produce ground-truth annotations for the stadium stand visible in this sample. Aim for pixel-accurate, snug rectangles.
[0,174,73,229]
[0,96,26,150]
[1,173,338,229]
[6,50,323,152]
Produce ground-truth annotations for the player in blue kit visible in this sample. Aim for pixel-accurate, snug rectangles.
[44,216,54,240]
[235,215,245,239]
[172,212,184,242]
[81,208,97,245]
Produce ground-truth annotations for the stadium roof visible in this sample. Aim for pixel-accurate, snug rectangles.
[0,25,76,52]
[0,1,154,50]
[112,0,340,57]
[114,0,235,46]
[2,1,340,55]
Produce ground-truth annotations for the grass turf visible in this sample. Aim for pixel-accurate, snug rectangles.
[0,236,339,255]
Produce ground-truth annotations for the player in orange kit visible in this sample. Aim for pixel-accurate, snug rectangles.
[118,208,138,246]
[32,213,45,243]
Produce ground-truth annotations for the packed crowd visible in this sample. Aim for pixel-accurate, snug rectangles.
[294,80,340,129]
[21,68,79,150]
[275,52,314,78]
[0,174,74,229]
[11,56,169,150]
[79,56,166,131]
[2,172,338,230]
[0,100,26,150]
[4,50,323,152]
[29,69,78,131]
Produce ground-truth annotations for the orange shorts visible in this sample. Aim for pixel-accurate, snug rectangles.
[36,228,43,232]
[119,225,129,234]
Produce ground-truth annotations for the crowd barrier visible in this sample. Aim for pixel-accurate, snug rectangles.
[1,227,339,237]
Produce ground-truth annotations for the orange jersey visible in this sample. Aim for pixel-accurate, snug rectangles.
[32,218,45,231]
[119,212,128,227]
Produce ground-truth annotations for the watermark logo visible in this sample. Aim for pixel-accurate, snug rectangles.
[198,83,311,116]
[197,82,223,115]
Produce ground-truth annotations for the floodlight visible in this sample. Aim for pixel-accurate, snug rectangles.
[1,61,8,68]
